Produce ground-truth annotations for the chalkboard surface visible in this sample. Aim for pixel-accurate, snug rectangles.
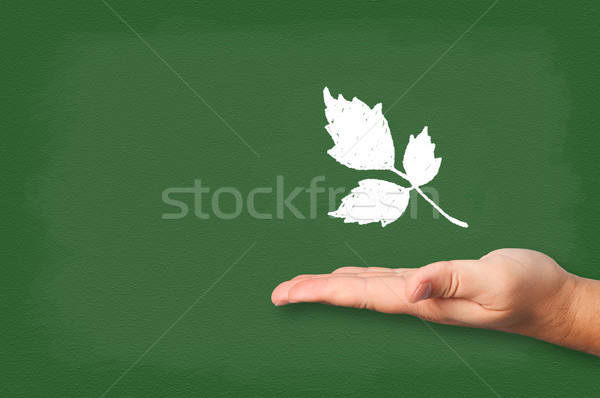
[2,1,599,396]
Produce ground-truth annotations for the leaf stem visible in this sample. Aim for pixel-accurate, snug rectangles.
[413,186,468,228]
[389,167,469,228]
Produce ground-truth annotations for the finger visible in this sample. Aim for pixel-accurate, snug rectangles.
[288,276,367,307]
[287,275,409,313]
[291,274,326,281]
[292,271,409,280]
[272,269,412,306]
[405,260,492,303]
[355,271,410,278]
[332,266,411,274]
[272,275,316,305]
[273,271,379,305]
[273,273,340,305]
[290,272,373,281]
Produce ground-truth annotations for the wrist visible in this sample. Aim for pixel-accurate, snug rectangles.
[542,273,580,345]
[533,273,599,355]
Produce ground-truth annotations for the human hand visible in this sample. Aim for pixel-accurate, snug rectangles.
[271,249,599,355]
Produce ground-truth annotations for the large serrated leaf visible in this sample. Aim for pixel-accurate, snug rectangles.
[323,87,395,170]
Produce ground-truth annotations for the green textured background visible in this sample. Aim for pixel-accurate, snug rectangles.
[2,0,599,396]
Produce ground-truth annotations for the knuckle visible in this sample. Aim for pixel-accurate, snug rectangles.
[360,279,371,310]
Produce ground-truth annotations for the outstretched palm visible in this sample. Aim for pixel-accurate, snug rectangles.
[271,249,573,333]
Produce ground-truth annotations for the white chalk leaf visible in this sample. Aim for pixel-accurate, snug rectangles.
[328,179,410,227]
[323,87,395,170]
[402,126,442,186]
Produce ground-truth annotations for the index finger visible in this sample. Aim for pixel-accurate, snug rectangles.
[280,275,410,313]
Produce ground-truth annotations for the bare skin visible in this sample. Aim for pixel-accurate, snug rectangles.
[271,249,600,356]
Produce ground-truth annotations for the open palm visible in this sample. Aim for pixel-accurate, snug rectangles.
[271,249,574,333]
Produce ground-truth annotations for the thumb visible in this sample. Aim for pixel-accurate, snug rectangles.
[405,260,490,303]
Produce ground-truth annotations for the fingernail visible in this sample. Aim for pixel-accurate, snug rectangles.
[411,282,432,303]
[275,300,289,306]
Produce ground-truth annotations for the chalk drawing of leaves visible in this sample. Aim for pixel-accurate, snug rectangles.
[328,179,410,227]
[323,87,395,170]
[324,87,468,228]
[403,126,441,187]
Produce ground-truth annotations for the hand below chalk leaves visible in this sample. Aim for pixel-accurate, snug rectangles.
[323,87,468,228]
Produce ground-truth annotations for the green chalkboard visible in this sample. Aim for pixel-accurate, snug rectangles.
[2,1,599,396]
